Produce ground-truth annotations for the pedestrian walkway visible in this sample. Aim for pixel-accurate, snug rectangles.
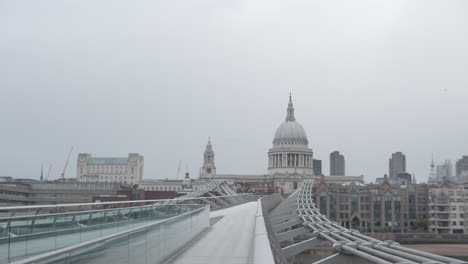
[170,201,257,264]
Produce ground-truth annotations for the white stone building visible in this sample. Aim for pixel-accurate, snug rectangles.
[428,180,468,234]
[200,137,216,179]
[74,95,362,195]
[76,153,144,185]
[200,94,363,194]
[267,94,314,176]
[139,171,206,192]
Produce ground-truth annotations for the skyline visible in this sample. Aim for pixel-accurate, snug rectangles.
[2,1,468,182]
[1,91,466,183]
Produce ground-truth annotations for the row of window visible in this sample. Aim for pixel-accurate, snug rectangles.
[431,213,465,218]
[81,166,136,174]
[143,186,182,191]
[432,221,465,226]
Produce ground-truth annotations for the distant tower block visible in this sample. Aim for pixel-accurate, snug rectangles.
[330,151,345,176]
[201,137,216,179]
[389,152,406,180]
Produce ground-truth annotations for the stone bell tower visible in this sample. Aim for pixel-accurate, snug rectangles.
[201,137,216,179]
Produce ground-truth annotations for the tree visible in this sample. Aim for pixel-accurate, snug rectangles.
[415,217,429,231]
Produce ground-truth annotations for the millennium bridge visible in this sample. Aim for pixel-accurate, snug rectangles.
[0,180,466,264]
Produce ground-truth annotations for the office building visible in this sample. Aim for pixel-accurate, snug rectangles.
[330,151,345,176]
[313,159,322,176]
[456,156,468,177]
[389,152,406,180]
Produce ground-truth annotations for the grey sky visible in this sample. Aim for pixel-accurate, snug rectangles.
[1,0,467,182]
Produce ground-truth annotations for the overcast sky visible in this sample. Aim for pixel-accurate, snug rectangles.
[1,0,467,183]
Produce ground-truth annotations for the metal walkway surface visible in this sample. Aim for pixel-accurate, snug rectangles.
[170,201,257,264]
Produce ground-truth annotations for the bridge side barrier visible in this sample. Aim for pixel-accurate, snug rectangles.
[9,205,210,264]
[254,194,288,264]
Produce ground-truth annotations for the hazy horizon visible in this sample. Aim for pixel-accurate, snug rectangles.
[2,0,468,183]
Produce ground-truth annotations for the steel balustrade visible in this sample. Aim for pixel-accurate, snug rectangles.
[266,180,468,264]
[0,180,250,263]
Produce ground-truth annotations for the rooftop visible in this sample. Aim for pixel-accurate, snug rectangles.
[87,157,128,165]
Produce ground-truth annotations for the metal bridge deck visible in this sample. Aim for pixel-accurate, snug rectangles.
[170,201,257,264]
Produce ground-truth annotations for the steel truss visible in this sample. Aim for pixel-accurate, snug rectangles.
[266,180,468,264]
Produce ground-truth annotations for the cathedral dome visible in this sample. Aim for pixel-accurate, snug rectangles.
[272,94,308,145]
[273,121,308,144]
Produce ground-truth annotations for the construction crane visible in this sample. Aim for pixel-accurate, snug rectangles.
[60,147,74,180]
[176,160,182,179]
[45,164,53,181]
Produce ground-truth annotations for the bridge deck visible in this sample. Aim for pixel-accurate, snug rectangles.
[170,201,257,264]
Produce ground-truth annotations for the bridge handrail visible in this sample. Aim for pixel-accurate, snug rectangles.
[254,194,286,264]
[0,193,251,213]
[254,196,276,264]
[9,205,210,264]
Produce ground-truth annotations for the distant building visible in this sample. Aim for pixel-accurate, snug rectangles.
[436,160,453,181]
[428,180,468,234]
[0,179,131,206]
[375,177,385,184]
[330,151,345,176]
[428,158,438,183]
[139,172,207,193]
[0,176,13,182]
[76,153,144,185]
[267,94,314,177]
[312,175,428,233]
[313,159,322,176]
[200,138,216,179]
[389,152,406,180]
[199,95,363,195]
[456,156,468,177]
[395,172,413,185]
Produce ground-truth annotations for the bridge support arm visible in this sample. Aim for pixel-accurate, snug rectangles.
[312,253,368,264]
[276,227,311,242]
[281,237,321,258]
[272,218,301,232]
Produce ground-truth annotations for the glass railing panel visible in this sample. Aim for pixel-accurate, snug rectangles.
[0,204,207,263]
[25,205,209,264]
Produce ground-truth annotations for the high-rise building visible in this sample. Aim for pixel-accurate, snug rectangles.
[456,156,468,177]
[389,152,406,180]
[436,160,453,181]
[313,159,322,176]
[330,151,345,176]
